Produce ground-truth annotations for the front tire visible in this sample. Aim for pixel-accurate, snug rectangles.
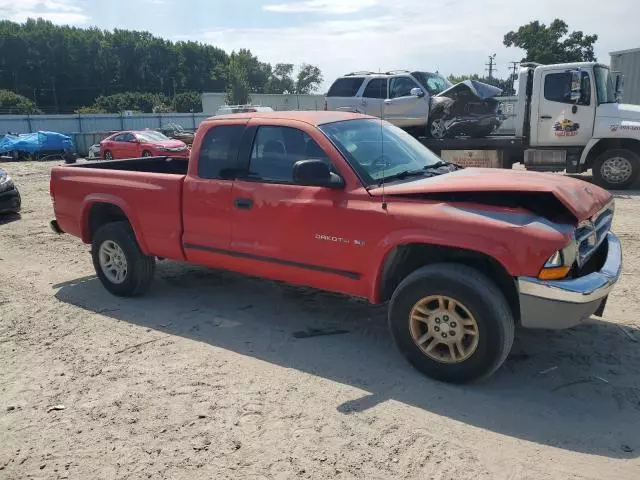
[103,150,113,161]
[142,150,152,157]
[593,148,639,190]
[91,221,155,297]
[388,263,514,383]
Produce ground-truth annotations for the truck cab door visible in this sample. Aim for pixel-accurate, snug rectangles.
[532,68,596,146]
[384,76,429,129]
[360,78,388,117]
[182,121,247,264]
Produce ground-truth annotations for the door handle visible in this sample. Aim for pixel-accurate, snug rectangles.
[234,198,253,210]
[540,115,552,119]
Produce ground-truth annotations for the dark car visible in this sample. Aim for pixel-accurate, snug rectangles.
[0,168,21,214]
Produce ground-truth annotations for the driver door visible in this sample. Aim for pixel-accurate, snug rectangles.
[229,119,373,294]
[533,69,596,146]
[384,76,429,128]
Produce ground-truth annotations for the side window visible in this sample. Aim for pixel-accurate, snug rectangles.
[122,133,135,142]
[363,78,388,99]
[327,77,365,97]
[112,134,125,142]
[248,126,329,183]
[389,77,419,98]
[544,72,591,105]
[197,125,245,179]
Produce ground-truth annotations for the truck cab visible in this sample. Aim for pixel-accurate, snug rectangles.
[517,62,640,188]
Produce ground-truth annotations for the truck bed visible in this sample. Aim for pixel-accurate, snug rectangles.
[50,156,187,261]
[72,156,189,175]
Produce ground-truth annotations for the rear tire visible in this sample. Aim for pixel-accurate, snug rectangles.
[388,263,514,383]
[593,148,639,190]
[91,221,155,297]
[104,150,113,160]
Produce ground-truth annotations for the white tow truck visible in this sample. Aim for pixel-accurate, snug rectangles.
[421,62,640,189]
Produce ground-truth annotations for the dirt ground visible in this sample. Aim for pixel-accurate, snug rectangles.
[1,159,639,480]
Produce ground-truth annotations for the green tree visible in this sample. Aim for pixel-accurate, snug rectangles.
[504,19,598,64]
[296,64,323,94]
[266,63,295,94]
[226,53,250,105]
[173,91,202,112]
[92,92,170,113]
[0,90,42,114]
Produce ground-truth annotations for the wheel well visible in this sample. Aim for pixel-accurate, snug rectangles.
[87,203,130,242]
[379,244,520,323]
[584,138,640,169]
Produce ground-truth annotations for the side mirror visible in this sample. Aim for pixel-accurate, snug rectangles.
[568,69,582,104]
[410,87,425,98]
[293,159,344,188]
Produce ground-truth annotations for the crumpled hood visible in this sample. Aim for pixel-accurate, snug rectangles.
[369,168,612,221]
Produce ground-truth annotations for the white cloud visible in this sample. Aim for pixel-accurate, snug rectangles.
[0,0,89,24]
[197,0,640,91]
[264,0,381,14]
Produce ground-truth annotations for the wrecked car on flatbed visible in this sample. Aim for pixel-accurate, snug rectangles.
[49,111,622,383]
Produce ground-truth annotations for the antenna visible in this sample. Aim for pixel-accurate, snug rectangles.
[380,79,387,211]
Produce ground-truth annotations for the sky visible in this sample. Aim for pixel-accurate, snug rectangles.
[1,0,639,91]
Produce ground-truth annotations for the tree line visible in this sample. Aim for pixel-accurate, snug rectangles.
[0,17,596,115]
[0,19,323,114]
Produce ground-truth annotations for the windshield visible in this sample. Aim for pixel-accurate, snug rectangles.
[594,66,616,104]
[136,131,169,142]
[319,119,444,185]
[411,71,453,95]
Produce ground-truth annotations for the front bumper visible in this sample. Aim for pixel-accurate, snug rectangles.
[0,185,21,214]
[517,232,622,329]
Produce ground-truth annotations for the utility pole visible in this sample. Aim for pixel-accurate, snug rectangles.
[508,61,520,95]
[485,54,497,79]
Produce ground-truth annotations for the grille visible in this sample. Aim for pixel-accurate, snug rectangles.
[575,203,614,267]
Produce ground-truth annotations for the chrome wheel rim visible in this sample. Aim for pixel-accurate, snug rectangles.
[105,152,113,160]
[601,156,633,184]
[99,240,128,284]
[430,119,446,138]
[142,151,151,157]
[409,295,479,364]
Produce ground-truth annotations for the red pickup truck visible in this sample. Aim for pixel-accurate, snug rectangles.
[50,111,622,383]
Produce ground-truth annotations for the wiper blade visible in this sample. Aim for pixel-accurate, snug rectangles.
[423,161,452,169]
[377,169,426,185]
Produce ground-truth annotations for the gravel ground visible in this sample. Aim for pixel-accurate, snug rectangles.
[1,159,639,480]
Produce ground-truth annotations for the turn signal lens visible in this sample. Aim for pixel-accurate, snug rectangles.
[538,266,571,280]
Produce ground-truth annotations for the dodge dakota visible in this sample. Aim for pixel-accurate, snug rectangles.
[50,111,622,383]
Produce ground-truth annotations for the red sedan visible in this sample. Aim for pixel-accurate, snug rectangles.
[99,130,189,160]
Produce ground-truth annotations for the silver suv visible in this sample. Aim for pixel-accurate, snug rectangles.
[324,70,452,133]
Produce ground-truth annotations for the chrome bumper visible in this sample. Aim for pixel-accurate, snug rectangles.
[517,232,622,329]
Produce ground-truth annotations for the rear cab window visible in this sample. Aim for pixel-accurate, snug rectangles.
[197,124,245,179]
[327,77,365,97]
[362,78,388,99]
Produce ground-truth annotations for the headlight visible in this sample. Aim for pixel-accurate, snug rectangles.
[538,239,577,281]
[158,146,169,152]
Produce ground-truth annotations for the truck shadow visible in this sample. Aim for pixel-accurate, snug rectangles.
[54,262,640,459]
